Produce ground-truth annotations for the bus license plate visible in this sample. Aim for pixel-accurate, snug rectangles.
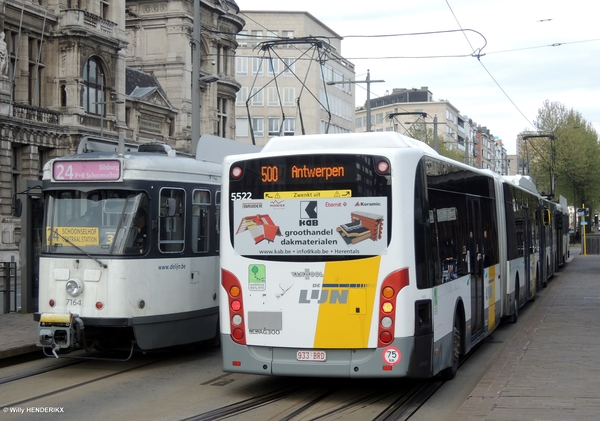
[296,350,326,362]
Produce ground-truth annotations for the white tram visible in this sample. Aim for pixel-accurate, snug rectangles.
[36,136,257,358]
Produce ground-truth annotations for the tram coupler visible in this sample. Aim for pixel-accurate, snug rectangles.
[38,313,84,357]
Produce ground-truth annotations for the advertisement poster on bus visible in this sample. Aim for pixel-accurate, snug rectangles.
[233,196,388,256]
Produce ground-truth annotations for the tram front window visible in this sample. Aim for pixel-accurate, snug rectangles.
[44,190,149,255]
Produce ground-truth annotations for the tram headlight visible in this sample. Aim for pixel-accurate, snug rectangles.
[66,278,84,297]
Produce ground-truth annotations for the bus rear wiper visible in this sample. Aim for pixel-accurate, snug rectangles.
[52,229,108,268]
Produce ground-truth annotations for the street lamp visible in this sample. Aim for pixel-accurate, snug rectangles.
[327,69,384,132]
[93,100,124,137]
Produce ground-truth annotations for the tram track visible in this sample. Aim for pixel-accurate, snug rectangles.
[184,376,447,421]
[0,352,171,409]
[0,357,84,386]
[186,338,484,421]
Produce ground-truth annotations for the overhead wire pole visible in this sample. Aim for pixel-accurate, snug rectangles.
[327,69,384,132]
[392,113,441,152]
[521,133,556,198]
[387,111,427,139]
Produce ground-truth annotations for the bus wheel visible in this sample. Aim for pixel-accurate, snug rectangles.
[441,315,461,380]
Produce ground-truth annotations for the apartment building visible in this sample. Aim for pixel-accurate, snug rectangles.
[355,87,476,164]
[234,11,355,146]
[475,126,495,171]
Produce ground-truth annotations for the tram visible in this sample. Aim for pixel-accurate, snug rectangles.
[218,132,556,379]
[36,135,257,358]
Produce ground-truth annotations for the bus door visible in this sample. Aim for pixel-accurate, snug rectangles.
[521,207,533,300]
[467,197,484,339]
[537,205,547,290]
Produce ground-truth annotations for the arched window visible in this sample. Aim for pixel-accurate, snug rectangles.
[82,56,105,115]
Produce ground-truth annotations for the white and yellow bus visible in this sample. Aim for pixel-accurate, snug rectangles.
[219,132,547,378]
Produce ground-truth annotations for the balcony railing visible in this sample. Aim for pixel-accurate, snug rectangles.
[12,103,60,125]
[61,9,117,38]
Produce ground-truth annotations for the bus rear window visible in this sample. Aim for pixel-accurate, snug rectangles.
[228,154,392,261]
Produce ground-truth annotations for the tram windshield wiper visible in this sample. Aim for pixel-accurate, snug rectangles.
[51,229,108,268]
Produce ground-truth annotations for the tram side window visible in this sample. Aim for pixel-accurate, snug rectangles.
[192,189,210,253]
[159,188,185,253]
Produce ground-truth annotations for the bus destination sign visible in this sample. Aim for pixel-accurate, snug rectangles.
[261,164,347,183]
[53,160,121,182]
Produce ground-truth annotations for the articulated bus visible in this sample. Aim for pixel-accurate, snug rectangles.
[550,195,570,270]
[219,132,551,379]
[502,175,546,322]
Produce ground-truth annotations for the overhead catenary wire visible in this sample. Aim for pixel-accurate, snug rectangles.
[445,0,537,131]
[230,9,597,146]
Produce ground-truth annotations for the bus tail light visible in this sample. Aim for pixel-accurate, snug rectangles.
[221,269,246,345]
[378,268,409,348]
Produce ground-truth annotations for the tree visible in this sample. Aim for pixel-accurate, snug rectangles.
[525,101,600,208]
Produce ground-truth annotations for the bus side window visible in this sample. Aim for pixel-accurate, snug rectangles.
[192,189,210,253]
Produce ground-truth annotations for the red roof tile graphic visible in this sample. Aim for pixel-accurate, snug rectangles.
[237,214,281,243]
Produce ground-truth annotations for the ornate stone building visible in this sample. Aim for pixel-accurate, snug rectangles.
[0,0,243,305]
[125,0,243,149]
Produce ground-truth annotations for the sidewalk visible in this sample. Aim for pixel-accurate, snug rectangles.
[455,247,600,420]
[0,311,39,359]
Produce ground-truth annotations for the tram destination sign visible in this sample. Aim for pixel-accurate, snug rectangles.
[52,160,122,182]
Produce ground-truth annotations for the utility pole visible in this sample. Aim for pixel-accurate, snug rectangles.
[327,69,384,132]
[433,115,438,152]
[521,133,556,198]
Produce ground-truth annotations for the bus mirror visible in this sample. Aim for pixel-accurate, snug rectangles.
[166,198,177,217]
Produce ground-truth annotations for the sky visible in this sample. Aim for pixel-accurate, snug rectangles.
[235,0,599,154]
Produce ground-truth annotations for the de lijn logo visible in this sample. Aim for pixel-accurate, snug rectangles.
[300,201,318,226]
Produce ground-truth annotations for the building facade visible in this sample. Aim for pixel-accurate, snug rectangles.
[0,0,243,300]
[125,0,244,150]
[475,126,495,171]
[234,11,355,146]
[355,87,476,164]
